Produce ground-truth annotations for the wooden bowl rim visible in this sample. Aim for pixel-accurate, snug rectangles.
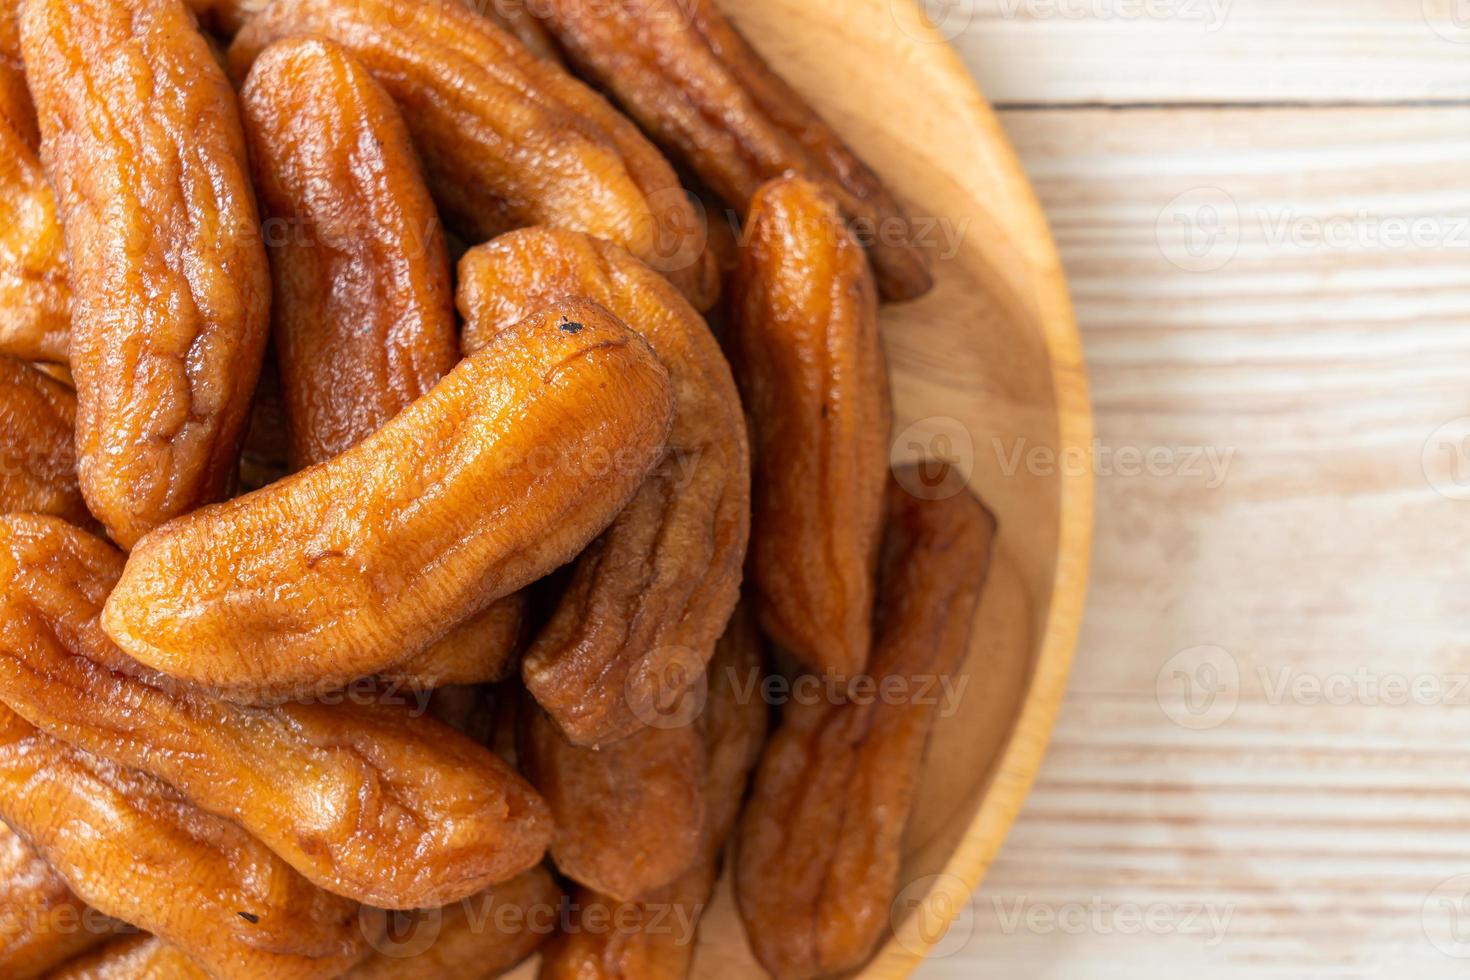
[862,7,1094,977]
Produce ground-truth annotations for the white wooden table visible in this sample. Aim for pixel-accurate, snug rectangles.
[920,2,1470,976]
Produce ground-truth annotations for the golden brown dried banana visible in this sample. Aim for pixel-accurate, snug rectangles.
[734,468,996,979]
[730,177,891,678]
[539,604,767,980]
[239,36,457,472]
[528,0,933,301]
[0,514,553,910]
[230,0,719,310]
[0,356,88,524]
[0,704,379,979]
[459,228,748,747]
[22,0,272,548]
[101,301,675,702]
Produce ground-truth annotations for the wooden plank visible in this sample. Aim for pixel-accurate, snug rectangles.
[945,0,1470,104]
[921,106,1470,976]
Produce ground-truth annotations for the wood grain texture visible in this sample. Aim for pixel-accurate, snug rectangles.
[952,0,1470,105]
[919,103,1470,977]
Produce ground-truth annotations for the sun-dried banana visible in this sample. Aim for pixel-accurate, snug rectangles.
[528,0,932,301]
[101,301,674,701]
[386,591,527,690]
[0,514,553,910]
[730,177,891,678]
[460,228,748,746]
[540,604,767,980]
[0,825,120,980]
[734,468,996,979]
[0,56,69,366]
[44,934,208,980]
[522,697,706,903]
[230,0,719,310]
[0,356,87,524]
[239,36,457,472]
[342,866,561,979]
[0,704,379,979]
[22,0,272,549]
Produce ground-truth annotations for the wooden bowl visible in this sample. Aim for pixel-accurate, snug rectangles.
[517,1,1093,976]
[707,2,1092,975]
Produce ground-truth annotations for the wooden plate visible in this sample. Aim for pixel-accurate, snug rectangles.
[515,1,1093,976]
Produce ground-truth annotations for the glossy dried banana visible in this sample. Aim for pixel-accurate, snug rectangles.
[0,826,118,980]
[21,0,272,548]
[522,696,705,902]
[0,704,378,979]
[0,58,69,366]
[239,36,457,471]
[230,0,718,311]
[459,228,748,746]
[734,468,997,979]
[539,604,768,980]
[0,356,87,524]
[101,300,675,701]
[342,866,561,979]
[239,39,530,690]
[0,514,553,910]
[528,0,932,301]
[0,0,20,68]
[44,935,207,980]
[730,177,891,678]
